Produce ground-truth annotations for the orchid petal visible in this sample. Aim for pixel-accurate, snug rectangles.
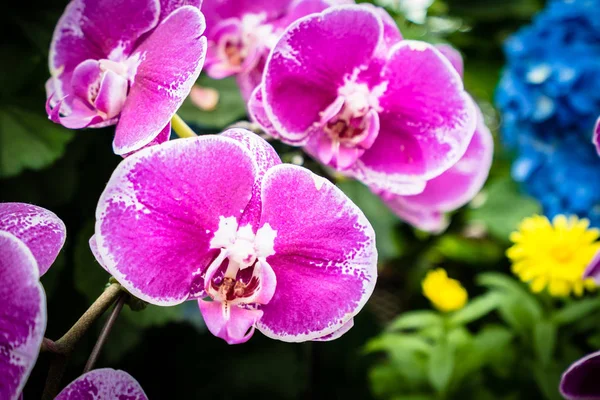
[198,300,263,345]
[55,368,148,400]
[113,6,207,155]
[0,231,46,400]
[0,202,66,276]
[256,164,377,341]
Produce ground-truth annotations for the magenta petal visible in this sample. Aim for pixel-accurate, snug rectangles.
[198,300,263,345]
[249,86,280,138]
[0,202,66,276]
[94,70,128,119]
[313,318,354,341]
[262,5,383,142]
[203,0,294,27]
[159,0,202,21]
[95,136,257,305]
[382,103,493,231]
[49,0,160,101]
[362,41,476,182]
[435,44,464,78]
[46,96,105,130]
[56,368,148,400]
[120,123,172,158]
[71,59,102,106]
[220,129,282,227]
[113,6,207,155]
[0,231,46,400]
[593,117,600,157]
[257,165,377,341]
[560,351,600,400]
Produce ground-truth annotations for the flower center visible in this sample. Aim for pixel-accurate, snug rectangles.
[204,217,277,306]
[315,77,387,169]
[217,13,276,72]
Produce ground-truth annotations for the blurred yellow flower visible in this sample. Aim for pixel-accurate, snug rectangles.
[508,215,599,297]
[422,268,468,312]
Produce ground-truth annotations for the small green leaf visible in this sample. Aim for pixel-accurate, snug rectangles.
[533,362,564,400]
[387,310,443,332]
[533,320,556,367]
[435,235,503,265]
[177,75,246,130]
[466,178,541,242]
[365,333,432,356]
[552,297,600,326]
[477,273,544,322]
[337,179,403,262]
[449,292,502,326]
[428,337,455,393]
[0,107,74,178]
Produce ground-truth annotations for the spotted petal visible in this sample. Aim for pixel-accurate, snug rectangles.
[0,231,46,400]
[55,368,148,400]
[113,6,207,155]
[560,351,600,400]
[0,203,66,276]
[381,102,493,232]
[48,0,160,111]
[256,164,377,341]
[262,5,383,143]
[353,41,476,186]
[95,136,257,305]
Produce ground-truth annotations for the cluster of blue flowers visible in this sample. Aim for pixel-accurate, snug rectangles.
[496,0,600,225]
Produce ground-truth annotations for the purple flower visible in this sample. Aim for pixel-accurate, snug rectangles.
[593,117,600,156]
[378,45,494,232]
[0,203,66,400]
[560,350,600,400]
[583,249,600,284]
[92,129,377,344]
[46,0,207,155]
[56,368,148,400]
[203,0,350,100]
[249,5,476,195]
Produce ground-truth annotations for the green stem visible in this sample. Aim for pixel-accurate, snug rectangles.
[41,283,123,400]
[171,114,197,138]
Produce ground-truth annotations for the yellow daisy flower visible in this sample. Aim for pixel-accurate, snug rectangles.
[422,268,468,312]
[507,215,600,297]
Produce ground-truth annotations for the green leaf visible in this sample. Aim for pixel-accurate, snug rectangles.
[533,363,563,400]
[466,178,541,242]
[365,333,432,356]
[477,273,544,322]
[435,235,503,265]
[0,107,74,178]
[177,75,246,130]
[387,310,443,332]
[552,297,600,326]
[428,337,455,393]
[337,179,403,262]
[533,320,556,367]
[449,292,502,326]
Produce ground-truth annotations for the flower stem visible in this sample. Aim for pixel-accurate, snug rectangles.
[41,283,123,400]
[83,293,127,373]
[171,114,197,138]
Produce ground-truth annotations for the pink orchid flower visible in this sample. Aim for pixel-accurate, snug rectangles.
[46,0,207,155]
[249,4,477,196]
[203,0,351,100]
[91,129,377,344]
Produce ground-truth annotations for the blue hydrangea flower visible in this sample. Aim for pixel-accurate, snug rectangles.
[496,0,600,226]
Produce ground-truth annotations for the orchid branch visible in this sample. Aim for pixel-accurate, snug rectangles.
[41,282,124,400]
